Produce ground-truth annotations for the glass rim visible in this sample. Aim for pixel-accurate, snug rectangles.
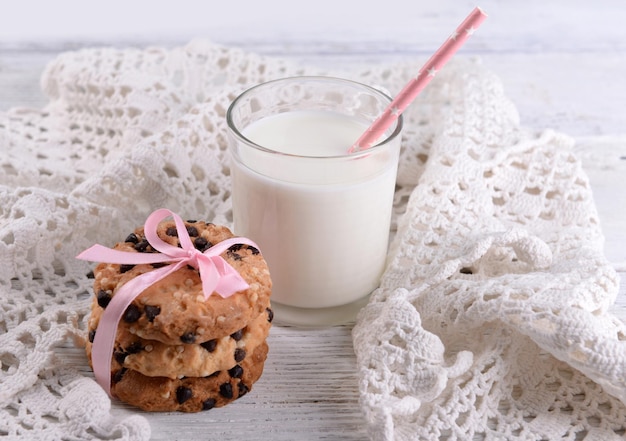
[226,75,403,160]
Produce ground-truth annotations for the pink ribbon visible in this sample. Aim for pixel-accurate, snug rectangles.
[76,208,258,395]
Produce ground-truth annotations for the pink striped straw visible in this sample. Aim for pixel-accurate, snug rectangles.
[349,7,488,153]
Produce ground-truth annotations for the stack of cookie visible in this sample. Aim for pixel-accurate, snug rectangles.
[84,219,273,412]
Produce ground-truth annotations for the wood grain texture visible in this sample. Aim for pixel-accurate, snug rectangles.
[57,324,369,440]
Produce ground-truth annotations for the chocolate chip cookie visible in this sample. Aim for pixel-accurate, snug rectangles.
[111,341,269,412]
[91,220,272,345]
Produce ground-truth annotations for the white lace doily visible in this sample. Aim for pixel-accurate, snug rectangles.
[0,40,624,440]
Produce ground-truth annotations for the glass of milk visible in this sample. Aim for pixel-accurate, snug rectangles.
[226,76,402,326]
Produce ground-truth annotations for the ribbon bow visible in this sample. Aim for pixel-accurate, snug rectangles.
[76,208,258,395]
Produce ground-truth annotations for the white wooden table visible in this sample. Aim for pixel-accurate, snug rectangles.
[1,1,624,439]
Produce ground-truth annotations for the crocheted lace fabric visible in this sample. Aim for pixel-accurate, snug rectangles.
[0,40,624,440]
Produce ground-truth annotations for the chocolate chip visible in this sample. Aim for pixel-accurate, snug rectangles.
[230,329,243,341]
[266,307,274,323]
[122,304,141,323]
[186,219,197,224]
[180,332,196,344]
[200,339,217,352]
[460,267,473,274]
[176,386,193,404]
[228,365,243,378]
[166,227,178,237]
[193,236,207,249]
[237,381,249,397]
[228,244,243,252]
[202,398,216,410]
[120,264,135,273]
[126,341,143,354]
[227,250,242,261]
[86,270,95,279]
[234,348,246,363]
[112,368,127,384]
[186,226,198,237]
[96,290,112,308]
[125,233,139,244]
[219,382,233,399]
[193,237,212,251]
[114,351,128,365]
[144,305,161,322]
[88,329,96,343]
[134,239,150,252]
[151,262,167,269]
[205,371,220,378]
[248,246,260,255]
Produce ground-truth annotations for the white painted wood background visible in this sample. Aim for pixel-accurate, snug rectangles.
[1,0,624,439]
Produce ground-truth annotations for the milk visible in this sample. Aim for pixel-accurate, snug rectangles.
[230,110,400,313]
[241,110,368,157]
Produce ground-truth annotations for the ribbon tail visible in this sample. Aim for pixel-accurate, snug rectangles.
[91,261,185,396]
[197,255,249,299]
[215,272,251,297]
[212,256,250,298]
[198,258,221,300]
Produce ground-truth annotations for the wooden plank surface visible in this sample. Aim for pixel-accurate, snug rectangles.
[1,0,625,439]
